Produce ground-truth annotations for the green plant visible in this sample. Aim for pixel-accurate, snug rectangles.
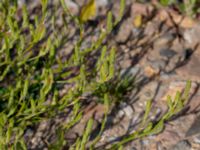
[179,0,199,17]
[0,0,191,149]
[0,0,125,149]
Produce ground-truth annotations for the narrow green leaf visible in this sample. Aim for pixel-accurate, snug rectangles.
[75,138,81,150]
[104,93,109,111]
[31,99,36,113]
[18,139,27,150]
[33,23,46,43]
[0,113,7,127]
[80,118,93,150]
[115,0,125,25]
[149,120,164,135]
[6,119,14,144]
[143,122,153,133]
[40,69,54,99]
[22,5,29,28]
[20,77,29,101]
[166,95,173,110]
[0,65,10,81]
[8,89,14,108]
[108,47,116,79]
[182,80,191,104]
[173,91,181,109]
[41,0,48,14]
[142,99,152,126]
[107,12,113,32]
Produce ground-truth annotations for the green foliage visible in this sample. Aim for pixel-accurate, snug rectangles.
[0,0,125,149]
[0,0,191,149]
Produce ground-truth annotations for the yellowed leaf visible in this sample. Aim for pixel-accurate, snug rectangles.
[133,15,142,28]
[80,0,96,23]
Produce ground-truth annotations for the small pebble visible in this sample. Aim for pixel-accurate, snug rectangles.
[159,48,177,59]
[122,105,134,119]
[154,34,175,47]
[149,59,167,71]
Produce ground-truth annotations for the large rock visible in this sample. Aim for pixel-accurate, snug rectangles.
[171,140,191,150]
[176,48,200,82]
[115,18,133,43]
[184,24,200,45]
[186,115,200,138]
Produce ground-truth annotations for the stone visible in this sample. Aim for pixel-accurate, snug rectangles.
[120,59,132,69]
[154,34,175,47]
[144,21,159,36]
[130,47,142,57]
[176,51,200,82]
[164,48,190,72]
[188,94,200,113]
[165,58,180,72]
[192,142,200,150]
[144,65,159,77]
[184,24,200,44]
[155,129,181,147]
[171,140,191,150]
[122,105,134,119]
[131,2,154,18]
[129,66,140,76]
[120,45,129,53]
[142,139,150,146]
[140,81,159,100]
[175,114,196,137]
[150,140,163,150]
[160,71,176,81]
[155,114,195,148]
[171,38,185,53]
[118,102,135,120]
[193,135,200,144]
[132,28,143,38]
[38,121,49,131]
[149,59,167,71]
[136,35,152,46]
[159,48,177,59]
[129,147,137,150]
[186,115,200,138]
[120,66,140,78]
[115,18,133,43]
